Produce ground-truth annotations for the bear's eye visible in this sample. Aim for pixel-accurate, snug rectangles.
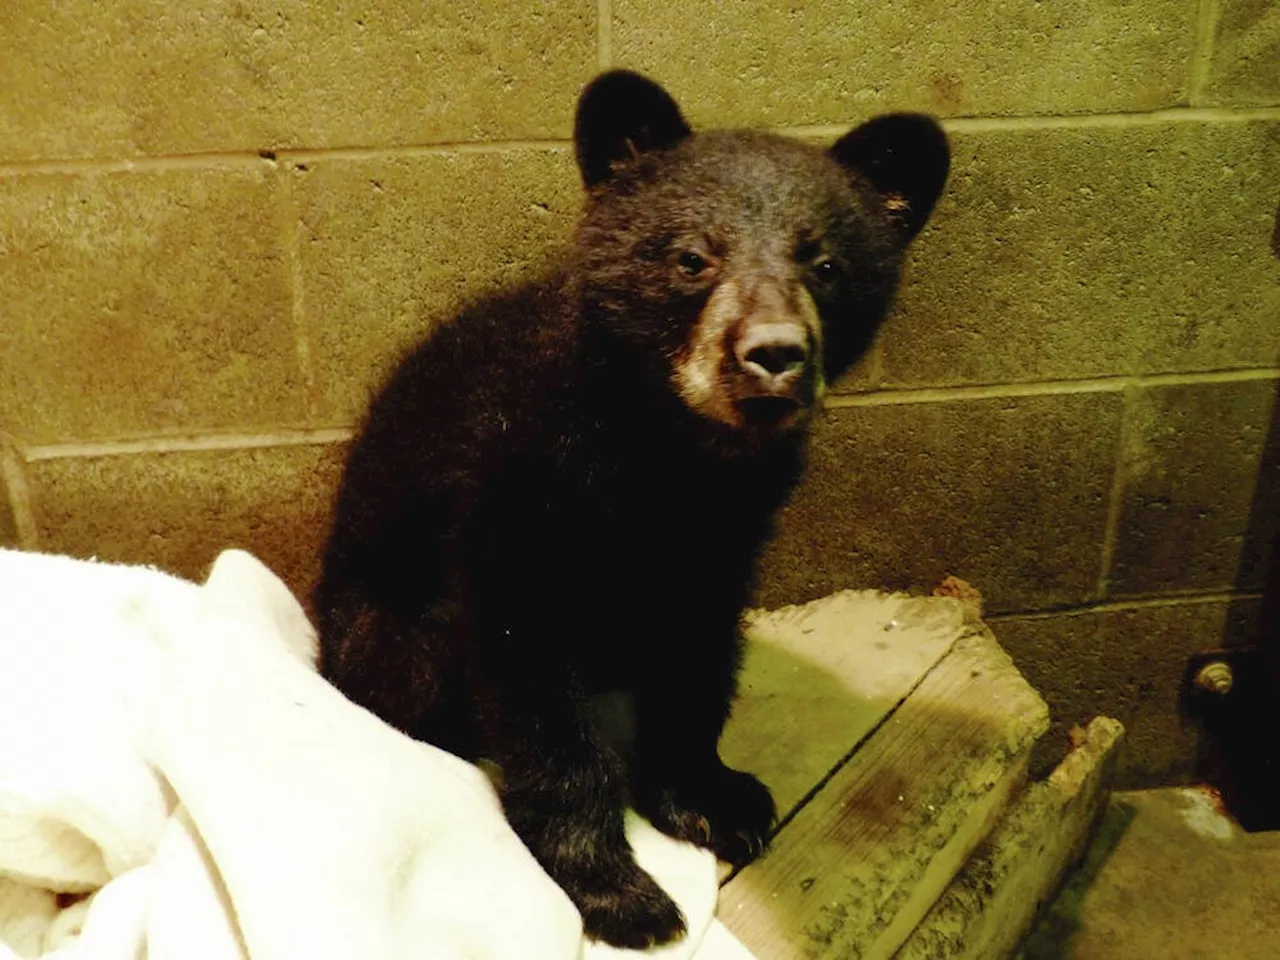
[795,239,823,263]
[677,250,709,278]
[797,240,839,286]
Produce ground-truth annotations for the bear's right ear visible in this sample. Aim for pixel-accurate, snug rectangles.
[574,70,692,189]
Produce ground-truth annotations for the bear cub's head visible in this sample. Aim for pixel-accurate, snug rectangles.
[572,70,949,450]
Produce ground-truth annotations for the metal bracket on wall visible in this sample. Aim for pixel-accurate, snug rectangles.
[1183,646,1280,831]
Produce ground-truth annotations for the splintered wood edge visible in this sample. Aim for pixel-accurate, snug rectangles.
[896,716,1125,960]
[719,626,1050,960]
[741,589,967,643]
[738,589,968,693]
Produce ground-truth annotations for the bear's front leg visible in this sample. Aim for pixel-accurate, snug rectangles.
[480,669,688,948]
[631,668,777,867]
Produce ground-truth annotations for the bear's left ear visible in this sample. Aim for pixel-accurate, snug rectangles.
[574,70,692,189]
[831,114,950,242]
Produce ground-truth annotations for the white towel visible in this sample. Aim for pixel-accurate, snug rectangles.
[0,547,756,960]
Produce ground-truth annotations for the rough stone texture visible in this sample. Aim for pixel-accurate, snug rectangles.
[1111,377,1280,598]
[0,1,597,162]
[870,121,1280,390]
[995,598,1263,788]
[28,443,346,611]
[755,391,1123,615]
[0,163,305,445]
[292,148,580,424]
[1200,0,1280,106]
[613,0,1193,126]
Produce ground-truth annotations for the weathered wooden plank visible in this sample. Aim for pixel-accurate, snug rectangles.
[896,716,1125,960]
[721,591,967,821]
[719,627,1050,960]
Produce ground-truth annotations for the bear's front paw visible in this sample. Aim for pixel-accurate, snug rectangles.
[561,858,688,948]
[637,763,777,867]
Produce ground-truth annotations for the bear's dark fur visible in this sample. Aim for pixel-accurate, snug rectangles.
[313,70,949,948]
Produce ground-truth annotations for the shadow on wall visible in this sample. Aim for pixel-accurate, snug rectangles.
[1187,201,1280,830]
[1246,201,1280,638]
[1236,199,1280,621]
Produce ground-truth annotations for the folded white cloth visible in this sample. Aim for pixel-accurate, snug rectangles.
[0,547,756,960]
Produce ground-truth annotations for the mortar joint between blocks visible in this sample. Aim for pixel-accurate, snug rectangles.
[1189,0,1223,107]
[23,429,354,463]
[987,589,1266,623]
[276,162,322,423]
[597,0,613,70]
[1096,384,1140,601]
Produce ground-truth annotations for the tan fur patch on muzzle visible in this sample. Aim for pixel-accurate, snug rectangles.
[674,278,827,429]
[674,279,743,425]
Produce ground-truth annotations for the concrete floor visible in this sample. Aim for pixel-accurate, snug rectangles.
[1021,786,1280,959]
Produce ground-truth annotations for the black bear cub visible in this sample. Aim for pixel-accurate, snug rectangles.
[314,70,949,948]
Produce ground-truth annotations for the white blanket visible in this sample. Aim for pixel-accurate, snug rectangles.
[0,547,756,960]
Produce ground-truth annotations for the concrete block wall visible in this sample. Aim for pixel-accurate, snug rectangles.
[1,1,1277,787]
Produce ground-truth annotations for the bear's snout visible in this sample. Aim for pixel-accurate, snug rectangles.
[734,323,809,394]
[729,318,817,431]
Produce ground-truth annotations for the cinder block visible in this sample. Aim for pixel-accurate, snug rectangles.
[0,1,597,162]
[1200,0,1280,106]
[1110,377,1280,598]
[754,390,1123,615]
[292,148,580,424]
[996,598,1262,787]
[28,443,347,610]
[0,163,305,444]
[873,120,1280,389]
[613,0,1192,126]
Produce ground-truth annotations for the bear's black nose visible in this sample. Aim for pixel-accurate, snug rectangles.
[744,342,807,377]
[736,325,809,388]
